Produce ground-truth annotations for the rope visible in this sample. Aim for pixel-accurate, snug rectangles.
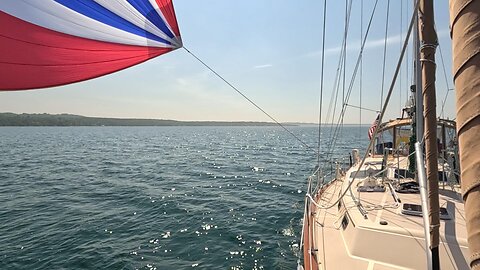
[399,0,403,115]
[345,103,378,113]
[324,0,380,169]
[380,0,391,111]
[325,42,344,127]
[324,0,357,167]
[326,2,352,145]
[323,0,354,184]
[438,44,453,118]
[182,46,316,154]
[316,0,328,170]
[342,0,351,127]
[359,0,364,141]
[440,88,454,119]
[306,193,325,209]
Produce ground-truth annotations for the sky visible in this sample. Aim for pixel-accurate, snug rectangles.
[0,0,456,124]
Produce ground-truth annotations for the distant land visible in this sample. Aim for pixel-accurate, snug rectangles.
[0,113,288,127]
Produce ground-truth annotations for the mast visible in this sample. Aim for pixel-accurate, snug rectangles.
[450,0,480,269]
[414,0,424,142]
[418,0,440,268]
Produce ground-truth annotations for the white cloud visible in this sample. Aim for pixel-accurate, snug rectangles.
[253,64,273,69]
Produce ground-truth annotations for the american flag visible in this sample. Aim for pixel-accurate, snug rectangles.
[368,113,380,140]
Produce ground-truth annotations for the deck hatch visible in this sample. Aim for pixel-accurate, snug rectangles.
[357,185,386,192]
[401,203,451,220]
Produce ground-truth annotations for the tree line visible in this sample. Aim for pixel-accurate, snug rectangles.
[0,113,279,127]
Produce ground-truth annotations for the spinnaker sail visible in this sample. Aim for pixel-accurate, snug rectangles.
[0,0,182,90]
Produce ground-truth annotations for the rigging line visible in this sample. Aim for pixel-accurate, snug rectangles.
[402,1,411,107]
[327,46,344,151]
[326,30,346,136]
[325,0,353,132]
[326,0,351,127]
[400,0,403,115]
[342,0,350,127]
[341,0,353,128]
[346,103,378,113]
[359,0,363,140]
[326,0,353,153]
[326,0,415,174]
[323,0,380,167]
[438,44,452,118]
[329,58,343,132]
[337,0,354,145]
[350,0,420,200]
[317,1,352,181]
[440,88,454,119]
[182,46,316,154]
[430,22,451,119]
[405,0,410,104]
[327,2,351,158]
[325,17,349,128]
[380,0,391,111]
[325,47,345,130]
[324,20,346,161]
[325,43,346,165]
[317,0,328,169]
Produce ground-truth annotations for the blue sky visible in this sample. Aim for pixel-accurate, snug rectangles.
[0,0,455,124]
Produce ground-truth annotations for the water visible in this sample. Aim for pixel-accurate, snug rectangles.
[0,126,367,269]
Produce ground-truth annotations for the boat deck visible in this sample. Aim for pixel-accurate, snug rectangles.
[307,158,469,270]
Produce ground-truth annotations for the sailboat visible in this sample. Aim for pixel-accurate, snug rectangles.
[301,0,480,269]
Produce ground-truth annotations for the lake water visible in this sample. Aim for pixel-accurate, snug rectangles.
[0,126,367,269]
